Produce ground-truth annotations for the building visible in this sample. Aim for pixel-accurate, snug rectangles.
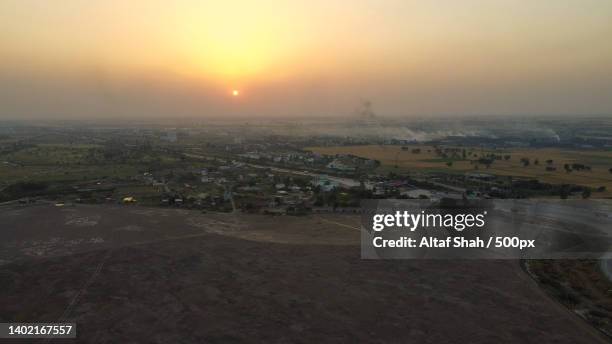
[326,159,356,172]
[466,172,495,181]
[401,189,433,199]
[312,175,338,192]
[162,131,178,142]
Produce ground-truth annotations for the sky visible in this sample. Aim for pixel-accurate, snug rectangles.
[1,0,612,120]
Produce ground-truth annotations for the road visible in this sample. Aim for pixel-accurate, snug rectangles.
[247,163,371,189]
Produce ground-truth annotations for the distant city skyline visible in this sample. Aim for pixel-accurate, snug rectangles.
[1,0,612,119]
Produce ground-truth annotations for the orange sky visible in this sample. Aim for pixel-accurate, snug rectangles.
[1,0,612,119]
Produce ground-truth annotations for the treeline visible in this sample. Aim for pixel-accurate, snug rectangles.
[499,179,603,199]
[0,181,73,202]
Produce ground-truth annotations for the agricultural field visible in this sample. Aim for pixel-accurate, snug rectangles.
[1,144,101,165]
[0,163,140,186]
[0,143,177,187]
[308,145,612,193]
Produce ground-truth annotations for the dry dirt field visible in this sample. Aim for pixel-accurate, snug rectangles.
[309,145,612,193]
[0,204,609,343]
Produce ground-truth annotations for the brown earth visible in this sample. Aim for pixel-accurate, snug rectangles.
[0,204,608,343]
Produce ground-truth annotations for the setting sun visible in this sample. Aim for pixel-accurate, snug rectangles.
[1,1,611,118]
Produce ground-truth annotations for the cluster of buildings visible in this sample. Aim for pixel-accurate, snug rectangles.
[236,149,378,175]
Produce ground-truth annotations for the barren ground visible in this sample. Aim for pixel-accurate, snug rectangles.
[0,204,608,343]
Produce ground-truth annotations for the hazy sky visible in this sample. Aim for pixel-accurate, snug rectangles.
[1,0,612,119]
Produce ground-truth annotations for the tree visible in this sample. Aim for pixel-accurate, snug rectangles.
[314,195,324,206]
[560,187,569,199]
[582,188,591,199]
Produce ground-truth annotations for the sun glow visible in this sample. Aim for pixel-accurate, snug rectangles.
[2,1,612,118]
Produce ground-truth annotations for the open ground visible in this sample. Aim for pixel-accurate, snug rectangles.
[0,204,608,343]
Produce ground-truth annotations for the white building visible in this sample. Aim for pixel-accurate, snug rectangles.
[401,189,433,199]
[327,159,355,172]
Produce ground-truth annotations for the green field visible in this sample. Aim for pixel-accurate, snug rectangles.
[0,144,160,187]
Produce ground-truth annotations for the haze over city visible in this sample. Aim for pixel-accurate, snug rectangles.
[1,0,612,119]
